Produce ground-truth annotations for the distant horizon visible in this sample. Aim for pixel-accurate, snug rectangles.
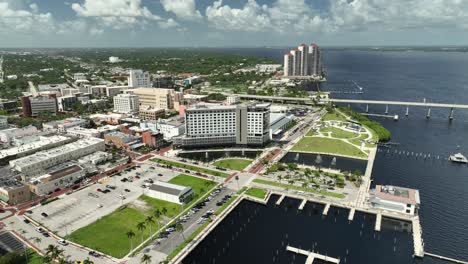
[2,45,468,49]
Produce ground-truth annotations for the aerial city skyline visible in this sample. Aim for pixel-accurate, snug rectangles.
[0,1,467,264]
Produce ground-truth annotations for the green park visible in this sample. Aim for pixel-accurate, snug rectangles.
[212,158,253,171]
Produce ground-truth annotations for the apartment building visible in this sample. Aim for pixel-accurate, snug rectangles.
[113,93,139,114]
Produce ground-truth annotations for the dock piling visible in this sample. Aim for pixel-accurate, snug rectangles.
[375,213,382,231]
[323,204,331,216]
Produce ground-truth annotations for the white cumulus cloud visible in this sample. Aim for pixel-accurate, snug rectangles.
[0,2,55,33]
[160,0,202,21]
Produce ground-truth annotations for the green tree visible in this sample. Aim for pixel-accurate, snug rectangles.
[153,209,162,232]
[141,253,152,264]
[136,222,146,243]
[176,223,186,241]
[145,216,155,236]
[126,230,136,252]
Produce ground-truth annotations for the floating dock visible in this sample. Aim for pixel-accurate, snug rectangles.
[348,208,355,221]
[287,246,340,264]
[276,194,285,205]
[375,213,382,231]
[299,199,307,210]
[322,203,331,216]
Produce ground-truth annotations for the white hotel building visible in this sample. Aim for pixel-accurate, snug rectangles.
[113,93,139,114]
[9,138,105,176]
[284,43,322,77]
[174,103,271,148]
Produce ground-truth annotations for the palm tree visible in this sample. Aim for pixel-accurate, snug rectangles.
[161,207,168,223]
[145,216,155,236]
[176,223,185,241]
[136,222,146,243]
[141,253,152,264]
[235,175,240,189]
[126,230,136,252]
[83,257,94,264]
[33,237,42,246]
[45,244,57,257]
[278,175,282,183]
[153,209,162,232]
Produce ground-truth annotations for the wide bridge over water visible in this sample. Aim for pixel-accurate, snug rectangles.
[326,98,468,109]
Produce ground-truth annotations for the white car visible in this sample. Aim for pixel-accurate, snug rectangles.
[57,239,68,246]
[35,227,44,233]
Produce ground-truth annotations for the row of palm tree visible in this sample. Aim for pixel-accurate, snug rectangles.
[126,207,169,253]
[126,206,187,263]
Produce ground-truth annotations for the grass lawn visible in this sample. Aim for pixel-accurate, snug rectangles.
[320,126,358,139]
[151,158,230,178]
[306,129,317,136]
[291,137,367,158]
[245,187,267,199]
[212,158,252,171]
[322,112,347,121]
[68,195,182,258]
[253,178,345,199]
[169,174,217,208]
[27,250,43,264]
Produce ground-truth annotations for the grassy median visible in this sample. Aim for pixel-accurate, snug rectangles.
[151,158,230,178]
[212,158,252,171]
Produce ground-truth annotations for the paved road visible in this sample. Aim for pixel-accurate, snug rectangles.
[129,187,235,263]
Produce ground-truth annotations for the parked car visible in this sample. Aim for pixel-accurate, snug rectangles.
[124,189,131,192]
[35,227,44,233]
[97,204,103,208]
[106,185,116,190]
[57,239,68,246]
[41,212,48,217]
[23,218,30,224]
[89,251,100,257]
[157,173,163,177]
[96,188,102,192]
[42,232,50,237]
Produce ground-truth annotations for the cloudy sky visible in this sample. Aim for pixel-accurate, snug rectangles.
[1,0,468,47]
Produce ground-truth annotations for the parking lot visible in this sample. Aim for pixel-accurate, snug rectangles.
[29,163,182,237]
[131,186,235,262]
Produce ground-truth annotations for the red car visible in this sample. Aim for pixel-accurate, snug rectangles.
[97,188,102,192]
[135,176,140,179]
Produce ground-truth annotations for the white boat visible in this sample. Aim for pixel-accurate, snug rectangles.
[449,153,468,163]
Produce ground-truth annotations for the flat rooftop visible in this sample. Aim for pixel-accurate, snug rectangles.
[149,181,192,196]
[374,185,420,205]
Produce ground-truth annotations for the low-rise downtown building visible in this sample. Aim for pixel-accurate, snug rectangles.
[113,93,139,114]
[43,118,88,132]
[369,185,421,216]
[146,181,194,204]
[29,164,86,195]
[0,178,32,205]
[104,131,140,149]
[0,126,38,143]
[138,107,165,121]
[140,118,185,141]
[9,137,105,176]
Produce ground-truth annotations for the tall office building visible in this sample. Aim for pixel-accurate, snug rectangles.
[128,69,151,88]
[21,96,57,117]
[284,43,322,77]
[113,93,139,114]
[174,103,271,148]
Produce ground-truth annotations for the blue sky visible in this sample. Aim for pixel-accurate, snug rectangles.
[1,0,468,47]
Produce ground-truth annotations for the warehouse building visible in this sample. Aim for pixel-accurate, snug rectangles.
[146,181,194,204]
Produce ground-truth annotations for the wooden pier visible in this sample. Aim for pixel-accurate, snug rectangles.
[299,199,307,210]
[348,208,355,221]
[322,203,331,215]
[287,246,340,264]
[375,213,382,231]
[276,194,285,205]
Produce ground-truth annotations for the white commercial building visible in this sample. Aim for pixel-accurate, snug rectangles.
[29,164,86,195]
[255,64,282,73]
[66,126,101,138]
[9,137,105,176]
[109,56,121,63]
[0,135,72,162]
[128,69,151,88]
[0,126,38,143]
[146,181,194,204]
[140,118,185,140]
[369,185,421,216]
[43,118,88,132]
[226,96,240,105]
[113,93,139,114]
[270,113,294,137]
[174,103,271,148]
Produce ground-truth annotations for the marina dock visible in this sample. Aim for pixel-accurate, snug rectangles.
[322,203,330,215]
[348,208,355,221]
[276,194,285,205]
[287,246,340,264]
[412,216,424,258]
[375,213,382,231]
[299,199,307,210]
[425,252,468,264]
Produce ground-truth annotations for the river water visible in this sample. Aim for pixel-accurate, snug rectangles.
[183,48,468,263]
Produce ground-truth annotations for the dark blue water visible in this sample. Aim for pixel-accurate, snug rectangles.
[186,48,468,262]
[183,196,418,264]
